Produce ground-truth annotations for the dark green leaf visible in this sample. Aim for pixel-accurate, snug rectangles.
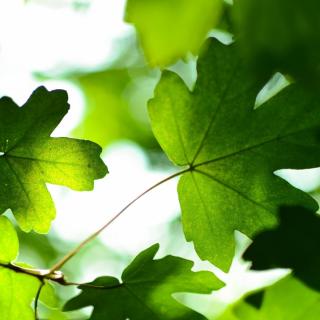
[148,38,320,271]
[233,0,320,85]
[244,206,320,291]
[64,244,224,319]
[0,86,107,233]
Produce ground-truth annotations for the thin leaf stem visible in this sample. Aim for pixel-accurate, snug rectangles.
[62,280,122,289]
[34,281,44,320]
[49,167,190,273]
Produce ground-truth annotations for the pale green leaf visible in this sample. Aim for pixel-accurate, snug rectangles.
[218,276,320,320]
[0,216,56,319]
[0,216,18,263]
[125,0,222,67]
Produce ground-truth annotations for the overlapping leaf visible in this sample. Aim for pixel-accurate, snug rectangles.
[149,38,320,271]
[244,206,320,291]
[233,0,320,84]
[64,244,223,319]
[125,0,222,67]
[0,86,107,233]
[218,276,320,320]
[0,216,56,319]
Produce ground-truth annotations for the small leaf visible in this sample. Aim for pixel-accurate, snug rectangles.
[125,0,222,67]
[244,206,320,291]
[0,216,55,319]
[149,38,320,271]
[64,244,224,319]
[0,86,108,233]
[0,215,19,263]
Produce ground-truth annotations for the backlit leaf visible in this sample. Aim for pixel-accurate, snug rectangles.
[0,216,56,319]
[64,244,224,319]
[125,0,222,67]
[218,276,320,320]
[149,38,320,271]
[0,86,107,233]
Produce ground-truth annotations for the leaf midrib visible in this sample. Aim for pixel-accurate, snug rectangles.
[4,107,65,155]
[4,154,89,167]
[4,157,34,215]
[122,283,162,320]
[190,171,216,241]
[195,169,273,215]
[190,61,240,165]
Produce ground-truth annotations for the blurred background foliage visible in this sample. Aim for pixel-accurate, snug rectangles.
[233,0,320,86]
[37,35,161,152]
[125,0,222,66]
[2,0,320,319]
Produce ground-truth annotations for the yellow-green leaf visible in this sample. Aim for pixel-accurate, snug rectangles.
[0,216,56,319]
[0,86,107,233]
[218,276,320,320]
[125,0,222,67]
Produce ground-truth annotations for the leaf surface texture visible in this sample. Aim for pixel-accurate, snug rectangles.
[0,87,107,232]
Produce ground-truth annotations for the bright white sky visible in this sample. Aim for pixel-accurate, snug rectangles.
[0,0,319,317]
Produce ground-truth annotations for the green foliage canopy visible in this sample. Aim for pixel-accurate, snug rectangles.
[1,0,320,318]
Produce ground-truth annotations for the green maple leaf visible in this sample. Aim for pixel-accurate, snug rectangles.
[148,38,320,272]
[0,216,56,319]
[64,244,224,319]
[244,206,320,291]
[218,276,320,320]
[125,0,222,67]
[0,86,107,233]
